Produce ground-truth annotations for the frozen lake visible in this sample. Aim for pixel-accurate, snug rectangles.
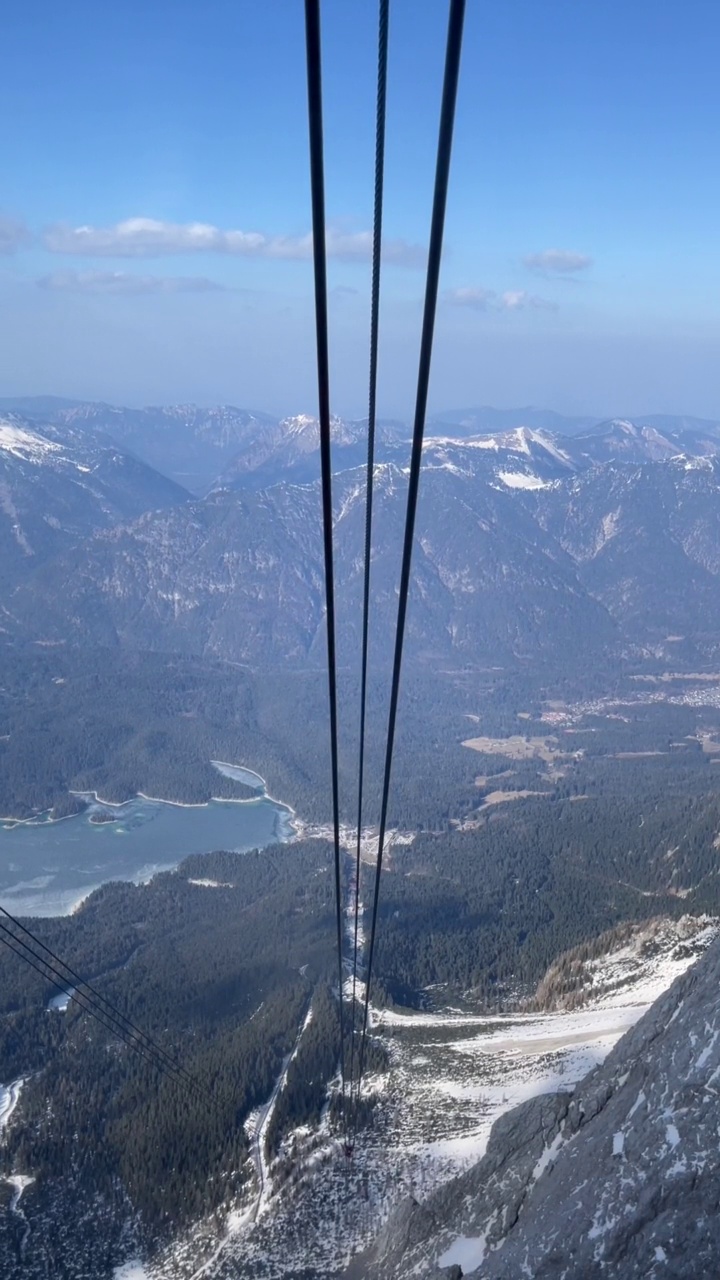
[0,780,293,916]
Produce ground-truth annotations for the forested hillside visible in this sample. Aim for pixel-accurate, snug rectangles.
[0,841,338,1241]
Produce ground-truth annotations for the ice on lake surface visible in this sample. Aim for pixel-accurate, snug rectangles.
[0,790,292,917]
[210,759,266,789]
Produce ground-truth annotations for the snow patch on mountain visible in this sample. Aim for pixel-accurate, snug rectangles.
[5,1173,34,1211]
[0,1078,24,1132]
[113,1262,151,1280]
[424,434,500,451]
[497,471,549,490]
[0,421,62,463]
[511,426,572,465]
[280,414,359,447]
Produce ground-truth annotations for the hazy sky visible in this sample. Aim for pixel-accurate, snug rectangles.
[3,0,720,419]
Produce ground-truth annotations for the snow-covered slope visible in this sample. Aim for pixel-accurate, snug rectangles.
[109,918,716,1280]
[346,916,720,1279]
[421,426,575,491]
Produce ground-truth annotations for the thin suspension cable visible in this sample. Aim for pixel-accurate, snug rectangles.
[0,923,196,1093]
[0,922,149,1063]
[356,0,466,1095]
[0,903,197,1089]
[0,918,196,1093]
[304,0,348,1120]
[348,0,390,1119]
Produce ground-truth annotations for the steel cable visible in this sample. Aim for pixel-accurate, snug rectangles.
[348,0,390,1127]
[0,921,198,1094]
[304,0,349,1126]
[356,0,466,1098]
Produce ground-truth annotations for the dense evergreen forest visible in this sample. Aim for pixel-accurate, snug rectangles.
[0,841,340,1236]
[374,750,720,1004]
[0,644,490,824]
[2,641,714,827]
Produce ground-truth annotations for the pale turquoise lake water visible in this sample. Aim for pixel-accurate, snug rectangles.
[0,777,293,917]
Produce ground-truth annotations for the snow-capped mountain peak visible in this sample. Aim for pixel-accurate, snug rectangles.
[420,427,574,494]
[279,414,363,447]
[281,413,318,436]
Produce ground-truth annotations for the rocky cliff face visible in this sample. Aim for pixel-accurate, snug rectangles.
[347,935,720,1279]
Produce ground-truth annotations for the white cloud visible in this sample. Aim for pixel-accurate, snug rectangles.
[523,249,592,275]
[446,286,496,309]
[500,289,557,311]
[445,286,557,312]
[42,217,423,266]
[36,270,226,295]
[0,217,31,255]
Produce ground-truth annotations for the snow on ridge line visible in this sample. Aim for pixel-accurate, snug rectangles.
[497,470,549,490]
[423,434,500,451]
[520,426,573,464]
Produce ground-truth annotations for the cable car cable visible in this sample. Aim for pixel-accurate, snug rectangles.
[0,923,197,1093]
[348,0,390,1126]
[0,921,194,1091]
[0,920,194,1091]
[356,0,466,1099]
[304,0,348,1125]
[0,903,197,1090]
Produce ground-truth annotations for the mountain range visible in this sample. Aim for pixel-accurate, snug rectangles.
[4,395,720,1278]
[3,395,720,493]
[3,403,720,669]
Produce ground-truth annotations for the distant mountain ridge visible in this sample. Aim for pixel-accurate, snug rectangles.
[4,398,720,671]
[211,413,406,491]
[4,396,720,495]
[9,444,720,671]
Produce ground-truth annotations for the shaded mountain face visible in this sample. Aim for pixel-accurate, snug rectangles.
[6,463,616,670]
[5,405,720,671]
[0,414,189,599]
[536,455,720,649]
[10,401,280,494]
[346,933,720,1280]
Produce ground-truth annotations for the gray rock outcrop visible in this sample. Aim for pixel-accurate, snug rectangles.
[346,936,720,1279]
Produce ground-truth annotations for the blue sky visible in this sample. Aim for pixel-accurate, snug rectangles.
[2,0,720,418]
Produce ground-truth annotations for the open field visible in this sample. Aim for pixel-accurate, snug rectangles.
[462,735,567,763]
